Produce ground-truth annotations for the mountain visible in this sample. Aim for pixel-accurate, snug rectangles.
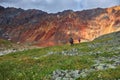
[0,5,120,47]
[0,31,120,79]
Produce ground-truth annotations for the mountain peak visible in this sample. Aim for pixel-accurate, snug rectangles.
[0,5,120,47]
[0,5,5,11]
[111,5,120,10]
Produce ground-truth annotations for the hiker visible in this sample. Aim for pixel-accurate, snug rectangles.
[78,37,81,43]
[69,37,74,45]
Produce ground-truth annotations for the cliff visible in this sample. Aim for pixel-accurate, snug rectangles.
[0,5,120,46]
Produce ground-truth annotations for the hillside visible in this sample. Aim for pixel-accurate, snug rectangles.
[0,5,120,47]
[0,39,38,56]
[0,39,12,49]
[0,31,120,80]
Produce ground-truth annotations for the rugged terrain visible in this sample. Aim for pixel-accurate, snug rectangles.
[0,5,120,47]
[0,38,39,56]
[0,31,120,80]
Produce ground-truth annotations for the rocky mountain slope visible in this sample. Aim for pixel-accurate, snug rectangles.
[0,38,40,55]
[0,31,120,80]
[0,5,120,47]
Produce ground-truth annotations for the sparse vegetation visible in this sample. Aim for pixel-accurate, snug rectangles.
[0,31,120,80]
[0,39,12,49]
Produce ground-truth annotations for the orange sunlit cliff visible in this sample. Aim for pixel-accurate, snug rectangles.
[0,6,120,47]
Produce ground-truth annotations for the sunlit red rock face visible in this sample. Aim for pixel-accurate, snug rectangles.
[0,6,120,47]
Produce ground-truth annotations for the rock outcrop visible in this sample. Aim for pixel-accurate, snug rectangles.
[0,5,120,47]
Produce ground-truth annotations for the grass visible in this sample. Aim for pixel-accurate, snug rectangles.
[0,39,12,49]
[0,31,120,80]
[0,43,95,80]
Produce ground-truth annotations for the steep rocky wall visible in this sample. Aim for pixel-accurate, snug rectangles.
[0,6,120,47]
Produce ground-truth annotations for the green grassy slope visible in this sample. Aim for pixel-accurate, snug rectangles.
[0,39,24,51]
[0,31,120,80]
[0,39,13,50]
